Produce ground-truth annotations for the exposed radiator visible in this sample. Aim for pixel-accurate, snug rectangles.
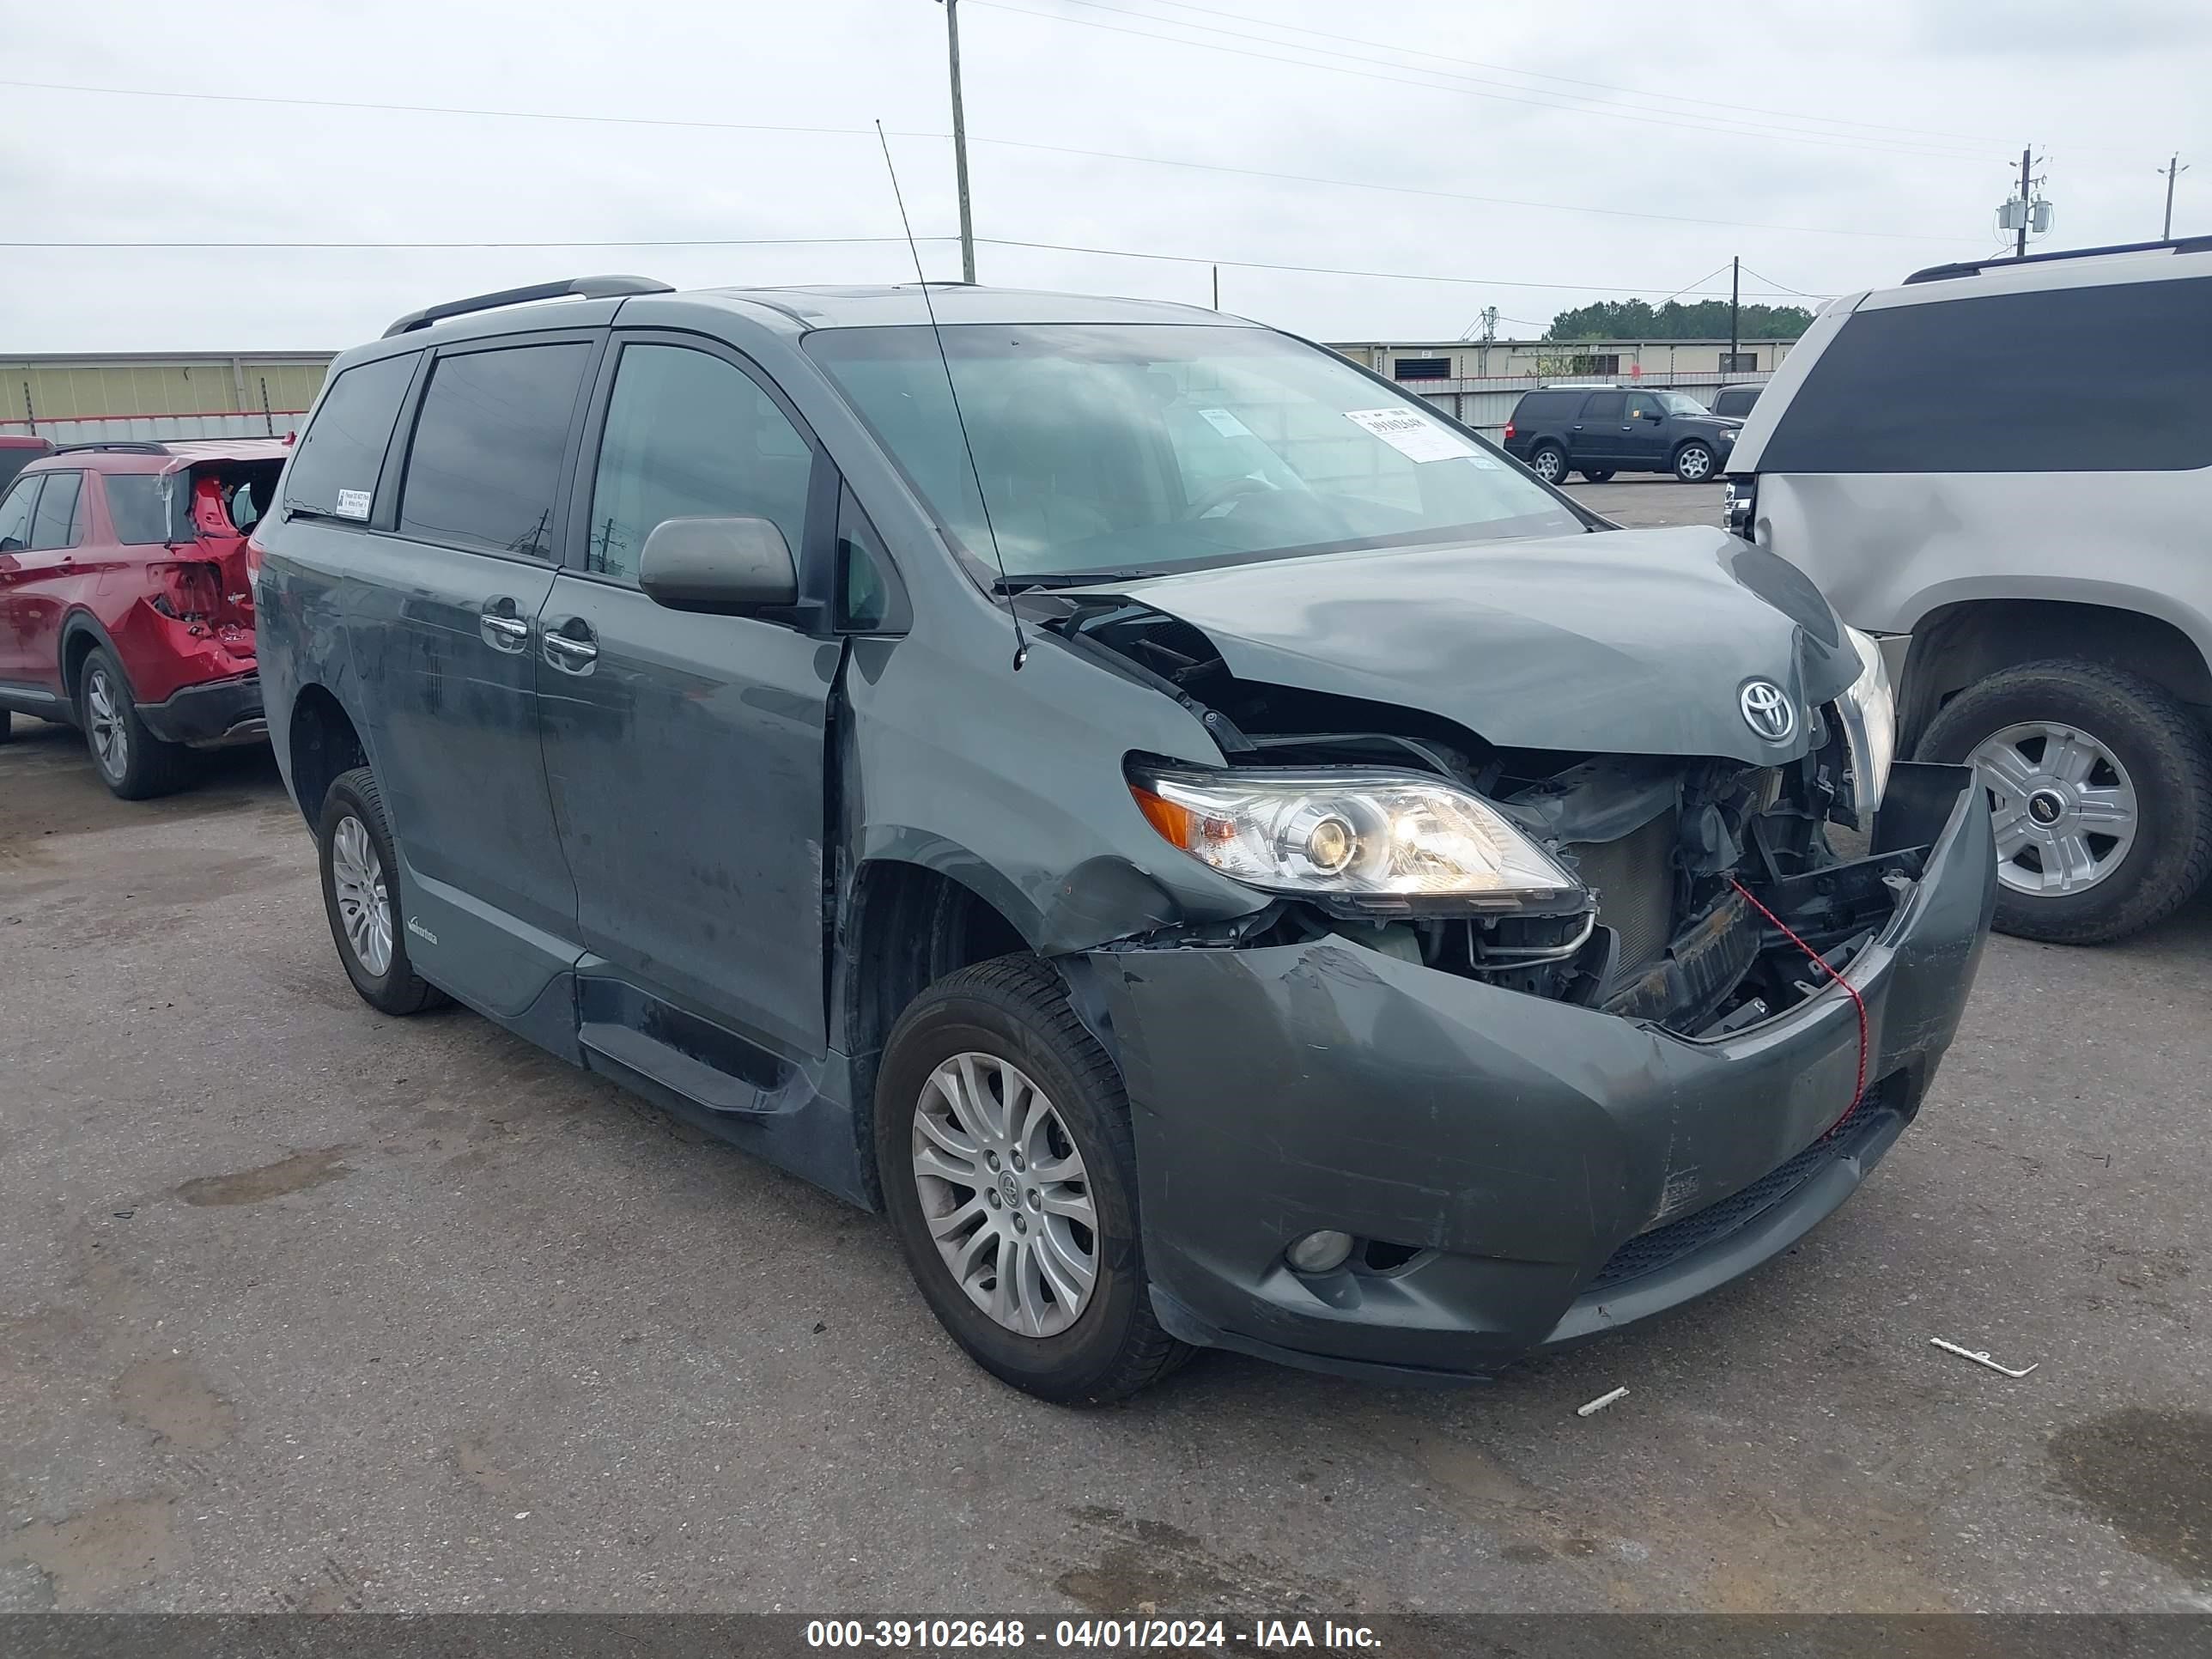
[1567,808,1679,973]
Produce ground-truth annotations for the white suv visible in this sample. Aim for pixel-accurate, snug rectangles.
[1725,236,2212,944]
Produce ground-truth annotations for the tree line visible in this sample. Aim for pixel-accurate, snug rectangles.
[1544,299,1815,341]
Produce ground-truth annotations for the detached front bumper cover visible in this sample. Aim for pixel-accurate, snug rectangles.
[1091,761,1996,1382]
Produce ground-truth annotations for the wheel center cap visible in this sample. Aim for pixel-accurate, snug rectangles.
[998,1171,1022,1206]
[2027,788,2066,826]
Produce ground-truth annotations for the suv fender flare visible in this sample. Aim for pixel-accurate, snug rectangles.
[56,611,127,711]
[1898,574,2212,672]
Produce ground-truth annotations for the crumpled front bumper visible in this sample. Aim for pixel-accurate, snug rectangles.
[1088,762,1995,1382]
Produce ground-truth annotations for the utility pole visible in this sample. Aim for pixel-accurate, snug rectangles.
[2015,146,2032,257]
[2161,154,2188,240]
[939,0,977,283]
[1729,256,1740,376]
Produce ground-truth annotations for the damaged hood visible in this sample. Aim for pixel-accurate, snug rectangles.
[1083,526,1860,765]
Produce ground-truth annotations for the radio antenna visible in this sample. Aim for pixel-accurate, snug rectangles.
[874,119,1027,671]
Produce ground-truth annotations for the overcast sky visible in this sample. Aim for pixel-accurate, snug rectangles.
[3,0,2207,352]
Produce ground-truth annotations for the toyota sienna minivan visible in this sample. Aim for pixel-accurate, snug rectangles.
[254,276,1994,1401]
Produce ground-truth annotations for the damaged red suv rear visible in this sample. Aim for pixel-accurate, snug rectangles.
[0,438,283,797]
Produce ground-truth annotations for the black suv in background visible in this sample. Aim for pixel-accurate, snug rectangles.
[1502,386,1742,484]
[1711,385,1763,420]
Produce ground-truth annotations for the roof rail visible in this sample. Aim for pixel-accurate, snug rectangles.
[381,275,676,338]
[1904,234,2212,285]
[52,441,170,455]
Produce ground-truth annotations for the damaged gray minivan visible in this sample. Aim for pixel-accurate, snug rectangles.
[255,277,1996,1401]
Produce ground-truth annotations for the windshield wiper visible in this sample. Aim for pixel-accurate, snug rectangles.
[993,569,1168,592]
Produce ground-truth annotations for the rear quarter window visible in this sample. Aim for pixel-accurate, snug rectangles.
[1760,276,2212,473]
[283,352,421,518]
[104,474,173,545]
[1513,392,1582,423]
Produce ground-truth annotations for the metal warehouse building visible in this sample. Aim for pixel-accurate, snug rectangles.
[2,351,336,444]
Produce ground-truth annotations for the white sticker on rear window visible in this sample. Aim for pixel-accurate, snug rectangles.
[334,489,371,520]
[1197,407,1255,439]
[1343,407,1478,463]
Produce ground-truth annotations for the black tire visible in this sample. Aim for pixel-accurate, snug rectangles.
[1578,468,1616,483]
[1917,659,2212,945]
[1528,443,1568,485]
[318,765,448,1014]
[875,955,1191,1404]
[77,647,193,799]
[1672,441,1715,483]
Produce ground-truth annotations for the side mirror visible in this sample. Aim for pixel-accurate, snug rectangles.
[638,516,799,614]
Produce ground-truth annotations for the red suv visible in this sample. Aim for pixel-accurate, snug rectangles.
[0,439,284,797]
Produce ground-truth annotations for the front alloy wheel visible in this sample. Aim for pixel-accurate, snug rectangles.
[912,1052,1097,1337]
[1674,441,1714,482]
[876,954,1189,1402]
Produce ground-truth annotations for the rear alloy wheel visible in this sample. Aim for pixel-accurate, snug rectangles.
[78,647,192,799]
[318,765,449,1014]
[1529,444,1567,485]
[1673,441,1715,483]
[1918,660,2212,943]
[877,955,1190,1403]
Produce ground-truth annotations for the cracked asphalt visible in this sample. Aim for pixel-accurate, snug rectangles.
[3,482,2209,1612]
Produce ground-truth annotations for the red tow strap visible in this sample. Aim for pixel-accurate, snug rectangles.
[1729,877,1869,1133]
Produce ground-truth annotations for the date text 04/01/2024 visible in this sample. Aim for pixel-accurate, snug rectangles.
[803,1619,1382,1650]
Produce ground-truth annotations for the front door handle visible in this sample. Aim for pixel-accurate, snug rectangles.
[479,599,531,653]
[541,619,599,675]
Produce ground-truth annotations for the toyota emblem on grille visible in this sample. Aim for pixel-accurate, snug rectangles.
[1739,678,1796,743]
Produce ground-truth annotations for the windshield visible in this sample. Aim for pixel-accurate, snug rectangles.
[1656,392,1711,416]
[806,323,1580,584]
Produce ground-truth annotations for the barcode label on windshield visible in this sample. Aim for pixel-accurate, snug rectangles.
[1343,407,1479,463]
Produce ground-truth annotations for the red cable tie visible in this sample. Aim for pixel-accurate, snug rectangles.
[1729,877,1868,1133]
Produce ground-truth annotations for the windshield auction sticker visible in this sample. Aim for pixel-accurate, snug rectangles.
[1343,406,1480,463]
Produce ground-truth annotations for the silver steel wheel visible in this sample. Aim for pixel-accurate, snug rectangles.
[1970,720,2139,897]
[1676,444,1712,481]
[911,1052,1097,1338]
[1532,448,1564,483]
[329,814,394,976]
[86,665,128,779]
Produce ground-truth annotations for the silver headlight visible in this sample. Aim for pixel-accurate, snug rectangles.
[1127,765,1580,908]
[1834,625,1898,826]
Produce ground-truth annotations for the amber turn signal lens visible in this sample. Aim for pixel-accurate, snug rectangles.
[1129,784,1195,848]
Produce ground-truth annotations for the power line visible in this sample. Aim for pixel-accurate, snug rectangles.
[966,0,1996,161]
[0,78,1976,247]
[1120,0,2024,149]
[976,236,1832,296]
[1735,264,1826,298]
[0,228,1832,298]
